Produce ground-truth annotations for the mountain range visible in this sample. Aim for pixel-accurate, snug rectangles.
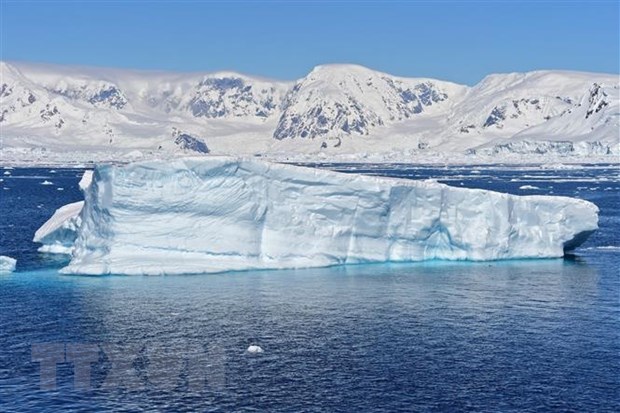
[1,61,618,163]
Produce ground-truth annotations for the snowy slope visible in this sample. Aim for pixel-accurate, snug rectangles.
[442,71,619,153]
[0,61,290,157]
[62,157,598,275]
[474,82,620,156]
[273,64,467,141]
[1,61,618,164]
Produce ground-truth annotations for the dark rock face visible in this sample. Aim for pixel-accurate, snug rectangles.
[274,78,449,140]
[188,77,279,119]
[50,84,128,109]
[88,86,127,109]
[585,83,609,119]
[1,83,12,98]
[174,134,210,153]
[483,106,507,127]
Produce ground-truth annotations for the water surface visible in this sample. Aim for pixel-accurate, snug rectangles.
[1,165,618,412]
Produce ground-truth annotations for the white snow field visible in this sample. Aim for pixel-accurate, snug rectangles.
[1,61,618,165]
[59,157,599,276]
[0,256,17,273]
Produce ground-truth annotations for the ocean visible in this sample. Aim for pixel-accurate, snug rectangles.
[1,164,618,412]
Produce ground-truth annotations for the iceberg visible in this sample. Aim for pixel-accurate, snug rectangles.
[59,157,598,276]
[0,256,17,273]
[34,201,84,254]
[33,170,92,254]
[246,345,264,354]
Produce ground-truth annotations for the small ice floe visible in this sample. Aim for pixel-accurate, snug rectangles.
[246,345,264,354]
[49,170,57,173]
[0,256,17,273]
[41,180,54,185]
[57,187,64,191]
[584,246,620,252]
[3,171,10,176]
[519,185,540,190]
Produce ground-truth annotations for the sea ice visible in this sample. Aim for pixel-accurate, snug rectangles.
[246,345,264,354]
[0,256,17,273]
[58,157,598,275]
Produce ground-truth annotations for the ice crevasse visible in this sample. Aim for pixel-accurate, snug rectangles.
[51,157,599,275]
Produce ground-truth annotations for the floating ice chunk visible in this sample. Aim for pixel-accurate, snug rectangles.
[0,256,16,273]
[34,170,93,254]
[33,201,84,254]
[519,185,540,190]
[61,157,599,276]
[584,246,620,252]
[78,170,93,191]
[4,171,11,175]
[246,345,264,354]
[41,180,54,185]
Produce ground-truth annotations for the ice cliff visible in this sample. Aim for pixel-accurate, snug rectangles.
[33,171,92,254]
[58,158,598,275]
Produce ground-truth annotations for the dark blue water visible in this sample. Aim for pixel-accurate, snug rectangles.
[1,165,619,412]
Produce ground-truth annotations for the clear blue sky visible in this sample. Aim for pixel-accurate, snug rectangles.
[1,0,618,84]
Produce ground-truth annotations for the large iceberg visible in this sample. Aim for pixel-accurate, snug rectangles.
[58,157,598,275]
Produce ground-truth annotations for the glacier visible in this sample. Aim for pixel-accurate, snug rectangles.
[58,158,598,276]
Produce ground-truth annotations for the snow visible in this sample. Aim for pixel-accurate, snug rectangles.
[1,61,617,165]
[61,157,599,276]
[0,256,17,273]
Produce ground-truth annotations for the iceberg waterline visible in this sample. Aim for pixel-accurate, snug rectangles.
[40,157,599,276]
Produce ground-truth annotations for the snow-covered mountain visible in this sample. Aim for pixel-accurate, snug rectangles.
[273,64,467,141]
[1,61,618,164]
